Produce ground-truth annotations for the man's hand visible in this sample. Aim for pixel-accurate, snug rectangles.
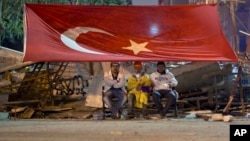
[168,83,172,88]
[137,84,142,91]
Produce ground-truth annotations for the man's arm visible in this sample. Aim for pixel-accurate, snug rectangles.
[104,73,117,86]
[113,73,126,88]
[127,76,138,91]
[167,72,178,87]
[149,72,156,87]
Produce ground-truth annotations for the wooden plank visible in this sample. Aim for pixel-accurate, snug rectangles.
[10,107,27,113]
[217,104,250,112]
[185,110,212,114]
[179,91,205,99]
[0,61,35,73]
[182,96,208,101]
[20,108,35,119]
[177,100,187,103]
[39,107,72,112]
[2,100,40,105]
[223,115,233,122]
[211,114,223,121]
[182,97,209,110]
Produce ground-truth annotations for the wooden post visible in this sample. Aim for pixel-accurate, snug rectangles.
[89,62,94,75]
[229,1,238,52]
[239,75,245,113]
[223,66,242,114]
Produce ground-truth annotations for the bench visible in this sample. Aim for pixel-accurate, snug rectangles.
[182,96,209,110]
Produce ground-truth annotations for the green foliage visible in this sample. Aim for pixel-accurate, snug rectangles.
[0,0,130,50]
[1,0,23,43]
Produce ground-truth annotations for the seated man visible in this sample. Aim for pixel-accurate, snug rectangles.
[127,61,152,118]
[103,62,127,119]
[150,61,178,119]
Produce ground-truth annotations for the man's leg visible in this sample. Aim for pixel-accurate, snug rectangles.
[103,90,116,115]
[140,93,149,118]
[161,90,176,116]
[113,89,127,117]
[128,93,136,115]
[142,104,148,118]
[152,91,163,113]
[121,91,127,107]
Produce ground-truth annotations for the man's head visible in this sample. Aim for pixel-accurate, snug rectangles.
[110,62,120,67]
[133,61,143,73]
[157,61,166,74]
[110,62,120,74]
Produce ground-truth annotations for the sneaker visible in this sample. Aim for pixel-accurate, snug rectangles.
[127,113,135,119]
[142,114,150,119]
[156,114,164,119]
[149,114,164,120]
[142,108,148,118]
[120,110,128,120]
[142,111,149,119]
[116,112,121,119]
[111,112,120,119]
[111,114,117,119]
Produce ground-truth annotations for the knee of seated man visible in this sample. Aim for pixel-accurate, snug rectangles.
[153,91,161,96]
[128,93,136,98]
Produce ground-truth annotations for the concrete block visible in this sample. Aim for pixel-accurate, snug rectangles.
[0,112,9,120]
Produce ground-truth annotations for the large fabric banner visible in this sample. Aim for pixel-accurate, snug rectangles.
[23,4,238,62]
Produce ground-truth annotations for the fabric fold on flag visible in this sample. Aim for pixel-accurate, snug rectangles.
[23,4,238,62]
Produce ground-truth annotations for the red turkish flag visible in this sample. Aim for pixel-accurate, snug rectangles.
[23,4,238,62]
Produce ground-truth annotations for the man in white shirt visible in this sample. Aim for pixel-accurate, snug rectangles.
[103,62,127,119]
[150,62,178,119]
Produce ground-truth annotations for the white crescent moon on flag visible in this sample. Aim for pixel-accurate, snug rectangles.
[60,27,115,54]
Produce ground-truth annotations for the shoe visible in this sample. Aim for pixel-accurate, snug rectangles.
[116,112,121,119]
[142,115,149,119]
[156,114,164,119]
[142,110,148,118]
[127,113,135,119]
[111,112,120,119]
[111,114,117,119]
[142,111,149,119]
[120,110,128,119]
[149,114,164,120]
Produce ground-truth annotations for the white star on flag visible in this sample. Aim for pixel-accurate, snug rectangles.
[122,40,152,55]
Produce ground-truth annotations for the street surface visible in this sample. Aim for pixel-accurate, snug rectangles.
[0,118,249,141]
